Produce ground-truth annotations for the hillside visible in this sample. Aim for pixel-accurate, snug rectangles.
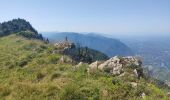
[0,34,169,99]
[0,18,43,40]
[42,32,133,57]
[0,19,169,99]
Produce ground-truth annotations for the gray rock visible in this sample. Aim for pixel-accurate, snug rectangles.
[167,92,170,97]
[141,92,146,98]
[98,56,123,75]
[131,82,138,87]
[134,69,138,78]
[88,61,100,73]
[88,56,142,76]
[73,62,84,71]
[76,62,83,68]
[59,56,65,63]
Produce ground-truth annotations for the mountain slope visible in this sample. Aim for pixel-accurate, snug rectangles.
[0,34,168,99]
[42,32,133,57]
[0,19,169,99]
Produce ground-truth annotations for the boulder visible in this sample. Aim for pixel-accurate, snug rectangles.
[88,61,100,73]
[167,92,170,97]
[98,56,123,75]
[98,56,122,70]
[98,62,108,70]
[75,62,83,69]
[59,56,65,63]
[88,56,143,76]
[73,62,84,71]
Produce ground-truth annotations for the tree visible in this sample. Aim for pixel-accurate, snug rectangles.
[0,18,43,40]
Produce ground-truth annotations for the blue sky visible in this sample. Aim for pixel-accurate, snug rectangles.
[0,0,170,35]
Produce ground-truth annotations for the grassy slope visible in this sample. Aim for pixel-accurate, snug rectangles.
[0,35,169,100]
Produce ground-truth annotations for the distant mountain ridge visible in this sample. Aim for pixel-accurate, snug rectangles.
[42,32,134,57]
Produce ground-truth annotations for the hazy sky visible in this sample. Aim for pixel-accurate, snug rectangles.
[0,0,170,35]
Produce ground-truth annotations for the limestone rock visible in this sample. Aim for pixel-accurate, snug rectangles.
[134,69,138,78]
[141,92,146,98]
[73,62,84,71]
[89,61,98,69]
[88,56,143,76]
[59,56,65,63]
[118,72,126,77]
[88,61,100,73]
[131,82,138,87]
[167,92,170,97]
[75,62,83,68]
[98,56,122,72]
[112,64,123,75]
[98,62,108,70]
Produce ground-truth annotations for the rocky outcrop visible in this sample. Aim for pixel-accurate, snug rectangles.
[88,56,143,78]
[88,61,104,73]
[54,41,75,50]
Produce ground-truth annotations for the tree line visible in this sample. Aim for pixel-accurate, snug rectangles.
[0,18,44,40]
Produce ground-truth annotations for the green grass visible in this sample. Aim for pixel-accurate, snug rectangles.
[0,35,169,100]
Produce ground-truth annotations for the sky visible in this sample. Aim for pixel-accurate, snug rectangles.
[0,0,170,36]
